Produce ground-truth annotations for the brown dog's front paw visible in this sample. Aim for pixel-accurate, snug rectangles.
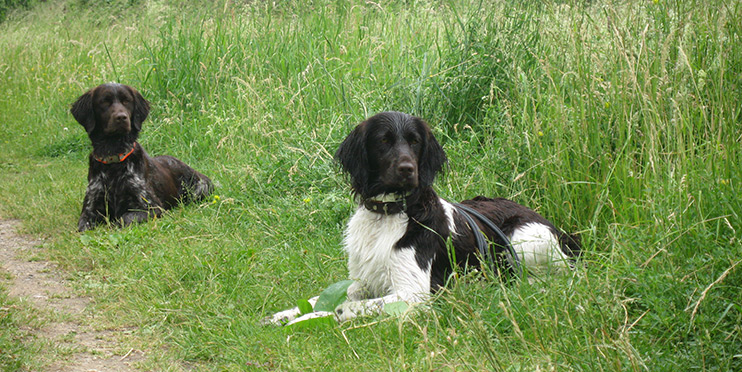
[121,211,151,226]
[78,217,95,232]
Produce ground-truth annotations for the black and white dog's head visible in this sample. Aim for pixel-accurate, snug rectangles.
[335,111,447,199]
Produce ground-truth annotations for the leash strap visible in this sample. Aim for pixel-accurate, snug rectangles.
[454,203,525,280]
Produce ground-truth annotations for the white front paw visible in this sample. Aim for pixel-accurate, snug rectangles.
[335,301,363,322]
[262,307,302,326]
[335,300,383,322]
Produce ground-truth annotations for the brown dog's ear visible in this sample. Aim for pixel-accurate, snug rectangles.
[70,88,96,134]
[129,86,150,131]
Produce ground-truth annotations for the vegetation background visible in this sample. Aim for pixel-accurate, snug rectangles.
[1,0,740,370]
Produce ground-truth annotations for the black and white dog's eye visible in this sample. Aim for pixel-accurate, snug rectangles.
[405,134,420,145]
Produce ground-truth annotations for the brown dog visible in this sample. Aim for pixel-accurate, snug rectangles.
[71,83,213,231]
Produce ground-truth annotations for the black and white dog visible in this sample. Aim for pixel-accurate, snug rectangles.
[267,111,580,324]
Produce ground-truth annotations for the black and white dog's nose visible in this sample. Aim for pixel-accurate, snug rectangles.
[397,161,415,176]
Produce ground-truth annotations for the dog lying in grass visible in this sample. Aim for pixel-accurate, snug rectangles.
[266,112,580,325]
[71,83,213,231]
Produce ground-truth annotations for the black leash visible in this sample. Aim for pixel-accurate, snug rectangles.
[453,203,525,280]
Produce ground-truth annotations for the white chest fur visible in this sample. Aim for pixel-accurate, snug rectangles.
[343,208,431,300]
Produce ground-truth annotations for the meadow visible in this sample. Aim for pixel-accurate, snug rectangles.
[1,0,740,370]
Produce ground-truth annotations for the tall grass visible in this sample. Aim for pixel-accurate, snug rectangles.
[1,0,740,370]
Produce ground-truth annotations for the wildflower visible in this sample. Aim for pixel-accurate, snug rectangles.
[538,131,544,137]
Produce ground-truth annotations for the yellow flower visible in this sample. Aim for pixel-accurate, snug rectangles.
[538,131,544,137]
[303,197,311,203]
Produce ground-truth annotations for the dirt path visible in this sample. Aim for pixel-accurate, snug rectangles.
[0,219,145,371]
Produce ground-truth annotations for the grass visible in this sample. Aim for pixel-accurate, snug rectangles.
[1,0,740,370]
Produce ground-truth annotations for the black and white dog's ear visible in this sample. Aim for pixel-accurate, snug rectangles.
[70,88,96,134]
[417,118,447,186]
[335,121,370,196]
[128,86,150,132]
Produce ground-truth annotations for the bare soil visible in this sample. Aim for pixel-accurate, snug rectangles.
[0,219,145,371]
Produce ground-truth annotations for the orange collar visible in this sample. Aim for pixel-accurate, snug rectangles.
[93,142,137,164]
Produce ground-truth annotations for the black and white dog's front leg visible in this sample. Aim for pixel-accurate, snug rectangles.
[334,283,430,322]
[264,248,432,325]
[263,296,320,326]
[335,247,432,322]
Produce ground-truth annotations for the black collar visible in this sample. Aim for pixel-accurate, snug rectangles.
[362,193,409,215]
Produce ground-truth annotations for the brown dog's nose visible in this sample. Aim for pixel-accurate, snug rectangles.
[114,111,129,122]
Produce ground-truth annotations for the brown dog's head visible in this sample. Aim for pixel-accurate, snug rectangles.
[71,83,150,137]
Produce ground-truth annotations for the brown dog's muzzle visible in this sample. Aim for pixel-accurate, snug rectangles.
[104,104,131,135]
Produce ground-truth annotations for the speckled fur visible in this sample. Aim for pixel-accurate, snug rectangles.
[72,84,213,231]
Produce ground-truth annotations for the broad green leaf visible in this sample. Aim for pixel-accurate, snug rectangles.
[383,301,409,316]
[285,313,336,330]
[313,280,354,312]
[296,299,313,315]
